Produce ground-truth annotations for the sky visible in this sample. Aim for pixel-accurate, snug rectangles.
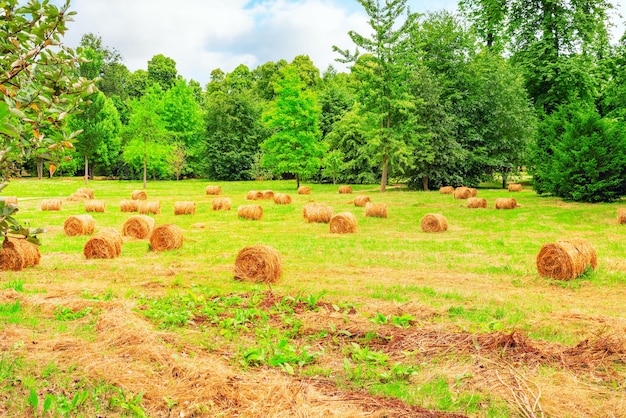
[57,0,624,87]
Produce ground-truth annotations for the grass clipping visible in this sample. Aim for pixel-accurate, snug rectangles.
[330,212,357,234]
[234,245,282,284]
[150,224,184,251]
[421,213,448,233]
[122,215,155,239]
[536,238,597,280]
[0,237,41,271]
[84,228,123,259]
[63,214,96,236]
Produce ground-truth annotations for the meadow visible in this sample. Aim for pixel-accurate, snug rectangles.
[1,177,625,417]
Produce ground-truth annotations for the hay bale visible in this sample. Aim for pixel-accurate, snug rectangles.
[273,193,292,205]
[262,190,275,200]
[238,204,263,220]
[618,208,626,224]
[353,195,371,207]
[330,212,357,234]
[84,228,123,259]
[77,188,95,199]
[131,190,147,200]
[303,203,333,223]
[63,214,96,236]
[67,192,90,201]
[453,187,471,199]
[212,197,232,211]
[174,201,196,215]
[508,183,523,192]
[365,202,388,218]
[234,245,282,284]
[495,198,518,210]
[120,199,139,212]
[338,185,353,194]
[467,197,487,209]
[439,186,454,194]
[0,237,41,271]
[0,196,18,206]
[150,224,184,251]
[138,201,160,215]
[536,238,597,280]
[205,185,222,195]
[298,186,311,195]
[85,200,106,213]
[41,199,62,211]
[469,188,478,197]
[122,215,155,239]
[246,190,263,200]
[421,213,448,233]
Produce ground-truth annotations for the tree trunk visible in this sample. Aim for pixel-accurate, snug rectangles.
[84,155,89,185]
[296,173,300,189]
[422,176,429,191]
[501,171,508,189]
[380,153,388,193]
[37,158,43,180]
[143,152,147,189]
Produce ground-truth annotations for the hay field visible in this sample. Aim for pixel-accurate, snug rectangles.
[1,178,625,417]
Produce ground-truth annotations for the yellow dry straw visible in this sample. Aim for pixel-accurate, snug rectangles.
[139,201,161,215]
[495,198,517,209]
[439,186,454,194]
[453,187,471,199]
[303,203,333,223]
[77,187,95,199]
[246,190,264,200]
[84,228,123,259]
[67,192,90,201]
[85,200,106,212]
[536,238,597,280]
[212,197,232,211]
[63,214,96,236]
[131,190,147,200]
[338,185,353,194]
[297,186,311,195]
[330,212,357,234]
[421,213,448,233]
[150,224,184,251]
[122,215,155,239]
[41,199,62,211]
[174,201,196,215]
[262,190,274,200]
[353,195,371,207]
[467,197,487,209]
[618,208,626,224]
[120,199,139,212]
[0,196,18,205]
[238,204,263,220]
[508,183,523,192]
[234,245,282,284]
[0,237,41,271]
[205,185,222,195]
[364,202,388,218]
[273,193,292,204]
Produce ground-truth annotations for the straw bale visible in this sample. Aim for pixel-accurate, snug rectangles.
[508,183,523,192]
[234,245,282,284]
[469,187,478,197]
[439,186,454,194]
[138,201,161,215]
[41,199,62,211]
[330,212,357,234]
[205,185,222,195]
[273,193,292,205]
[536,238,597,280]
[174,201,196,215]
[453,187,471,199]
[122,215,155,239]
[0,196,18,205]
[120,199,139,212]
[63,214,96,236]
[0,237,41,271]
[262,190,274,200]
[421,213,448,233]
[617,208,626,224]
[303,203,333,223]
[77,188,95,199]
[212,197,232,211]
[495,198,518,209]
[365,202,388,218]
[297,186,311,195]
[84,228,123,259]
[131,190,147,200]
[238,204,263,220]
[353,195,371,207]
[67,192,90,201]
[467,197,487,209]
[338,185,353,194]
[246,190,263,200]
[150,224,184,251]
[85,200,106,213]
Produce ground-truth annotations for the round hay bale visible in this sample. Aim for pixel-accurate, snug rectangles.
[330,212,357,234]
[212,197,232,211]
[273,193,292,205]
[77,188,95,199]
[467,197,487,209]
[618,208,626,224]
[238,204,263,220]
[205,185,222,195]
[174,201,196,215]
[453,187,471,199]
[508,183,522,192]
[469,188,478,197]
[536,238,597,280]
[421,213,448,233]
[67,192,90,201]
[439,186,454,194]
[120,199,139,212]
[0,237,41,271]
[150,224,184,251]
[0,196,18,206]
[41,199,62,211]
[234,245,282,284]
[63,214,96,236]
[297,186,311,195]
[495,198,517,210]
[303,203,333,223]
[122,215,155,239]
[84,228,123,259]
[85,200,106,213]
[131,190,147,200]
[246,190,263,200]
[139,201,160,215]
[338,185,353,194]
[365,202,388,218]
[262,190,275,200]
[353,195,371,207]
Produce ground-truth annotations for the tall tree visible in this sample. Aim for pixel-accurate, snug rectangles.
[147,54,178,90]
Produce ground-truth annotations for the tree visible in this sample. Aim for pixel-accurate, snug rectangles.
[261,66,326,188]
[147,54,178,90]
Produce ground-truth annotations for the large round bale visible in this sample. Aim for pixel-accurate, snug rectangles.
[467,197,487,209]
[453,187,472,199]
[234,245,282,284]
[85,200,105,213]
[246,190,263,200]
[67,192,90,201]
[508,183,523,192]
[469,188,478,197]
[63,214,96,236]
[353,195,371,207]
[0,196,18,206]
[421,213,448,233]
[617,208,626,224]
[536,238,597,280]
[174,201,196,215]
[77,188,95,199]
[120,199,139,212]
[150,224,184,251]
[365,202,388,218]
[297,186,311,195]
[84,228,123,259]
[338,185,353,194]
[205,185,222,195]
[122,215,155,239]
[303,203,333,223]
[273,193,292,205]
[139,201,160,215]
[238,204,263,220]
[41,199,62,211]
[131,190,147,200]
[262,190,274,200]
[495,198,518,210]
[212,197,232,211]
[330,212,357,234]
[439,186,454,194]
[0,237,41,271]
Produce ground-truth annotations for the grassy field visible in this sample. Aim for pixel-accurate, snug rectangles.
[1,177,625,417]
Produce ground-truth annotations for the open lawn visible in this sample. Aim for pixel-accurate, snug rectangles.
[1,178,625,417]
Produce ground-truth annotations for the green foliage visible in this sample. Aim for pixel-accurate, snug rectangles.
[0,198,44,244]
[147,54,178,90]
